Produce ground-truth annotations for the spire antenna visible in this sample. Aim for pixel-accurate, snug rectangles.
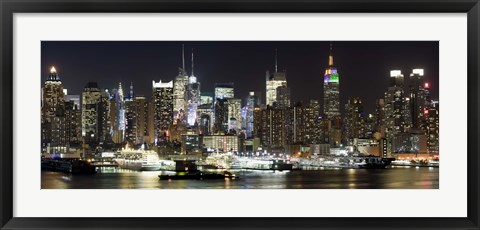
[275,48,278,73]
[182,44,185,72]
[329,42,334,66]
[191,48,194,76]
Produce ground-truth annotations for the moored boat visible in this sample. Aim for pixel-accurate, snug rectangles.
[114,145,164,171]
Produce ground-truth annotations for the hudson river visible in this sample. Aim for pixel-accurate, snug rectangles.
[41,167,439,189]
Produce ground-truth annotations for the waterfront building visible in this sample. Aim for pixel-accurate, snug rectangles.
[81,81,101,146]
[152,80,174,144]
[202,135,239,153]
[392,131,428,154]
[181,133,200,155]
[323,43,340,118]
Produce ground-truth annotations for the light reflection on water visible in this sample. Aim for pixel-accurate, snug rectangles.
[41,167,439,189]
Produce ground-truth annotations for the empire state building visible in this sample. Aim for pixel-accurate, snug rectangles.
[323,43,340,118]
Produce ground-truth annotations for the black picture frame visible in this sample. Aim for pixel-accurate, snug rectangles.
[1,0,479,229]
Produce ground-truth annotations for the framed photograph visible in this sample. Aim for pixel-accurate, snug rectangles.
[1,0,479,229]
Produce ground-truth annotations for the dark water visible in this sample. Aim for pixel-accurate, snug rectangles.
[41,166,439,189]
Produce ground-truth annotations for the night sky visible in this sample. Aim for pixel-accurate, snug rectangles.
[41,41,439,114]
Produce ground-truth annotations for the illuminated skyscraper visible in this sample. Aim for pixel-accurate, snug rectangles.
[173,45,189,124]
[245,92,256,138]
[200,92,214,106]
[134,96,149,145]
[112,82,126,143]
[426,100,439,153]
[344,97,366,144]
[323,43,340,118]
[226,98,242,133]
[409,69,427,129]
[81,82,101,145]
[214,83,234,100]
[266,49,287,106]
[275,83,290,108]
[213,98,228,134]
[124,90,136,145]
[41,66,67,154]
[186,48,201,126]
[98,89,111,143]
[152,80,174,143]
[384,70,409,153]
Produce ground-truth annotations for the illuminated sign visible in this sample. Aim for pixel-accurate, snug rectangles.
[329,73,339,83]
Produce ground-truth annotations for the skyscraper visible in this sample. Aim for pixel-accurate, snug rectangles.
[124,95,136,145]
[213,98,228,134]
[98,89,111,144]
[214,83,235,100]
[384,70,409,154]
[226,98,242,133]
[275,83,291,108]
[186,48,201,127]
[81,82,101,146]
[323,43,340,118]
[266,49,287,107]
[41,66,67,154]
[134,96,149,145]
[173,45,189,124]
[152,80,174,143]
[344,97,366,144]
[426,100,439,153]
[112,82,126,143]
[245,92,256,138]
[409,69,427,129]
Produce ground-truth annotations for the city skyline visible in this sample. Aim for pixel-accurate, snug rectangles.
[41,41,439,114]
[41,41,440,189]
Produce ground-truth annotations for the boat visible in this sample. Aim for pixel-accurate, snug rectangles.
[350,157,395,169]
[114,144,163,171]
[238,158,293,171]
[41,158,97,174]
[298,156,395,169]
[158,171,238,180]
[202,152,242,170]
